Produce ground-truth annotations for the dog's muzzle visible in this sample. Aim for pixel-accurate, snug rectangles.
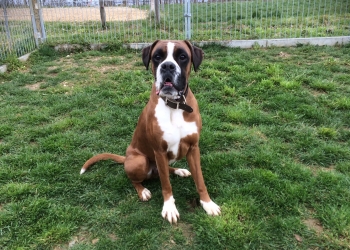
[156,61,183,97]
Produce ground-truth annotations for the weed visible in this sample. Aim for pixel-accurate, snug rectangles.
[280,79,301,89]
[4,54,23,72]
[317,127,338,139]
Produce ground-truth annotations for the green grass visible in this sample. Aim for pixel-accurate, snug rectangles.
[2,0,349,63]
[1,43,350,249]
[41,0,349,44]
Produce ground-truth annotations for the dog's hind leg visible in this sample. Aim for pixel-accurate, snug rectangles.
[124,153,152,201]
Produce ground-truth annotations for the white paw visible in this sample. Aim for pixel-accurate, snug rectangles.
[200,200,221,216]
[141,188,152,201]
[174,169,191,177]
[161,196,179,224]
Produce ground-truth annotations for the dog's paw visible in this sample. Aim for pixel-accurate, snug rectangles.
[174,168,191,177]
[141,188,152,201]
[161,196,179,224]
[200,200,221,216]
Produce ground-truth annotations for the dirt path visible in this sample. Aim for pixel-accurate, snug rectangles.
[4,7,147,22]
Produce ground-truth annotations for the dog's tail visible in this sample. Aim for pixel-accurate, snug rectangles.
[80,153,126,175]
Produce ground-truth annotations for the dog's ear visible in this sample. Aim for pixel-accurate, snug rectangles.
[142,40,159,70]
[185,40,204,72]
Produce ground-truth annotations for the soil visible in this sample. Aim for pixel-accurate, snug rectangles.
[3,7,147,22]
[303,218,324,235]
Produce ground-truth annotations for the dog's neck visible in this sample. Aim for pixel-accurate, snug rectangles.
[178,82,189,98]
[158,82,192,113]
[160,95,193,113]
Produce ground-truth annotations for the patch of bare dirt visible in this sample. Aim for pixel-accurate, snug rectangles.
[60,81,71,88]
[310,89,325,97]
[47,66,59,72]
[255,131,268,141]
[5,7,147,22]
[303,218,324,235]
[88,56,139,72]
[162,222,195,248]
[53,229,118,249]
[24,82,41,91]
[278,51,291,58]
[108,233,118,241]
[178,222,195,244]
[308,165,336,176]
[97,65,117,73]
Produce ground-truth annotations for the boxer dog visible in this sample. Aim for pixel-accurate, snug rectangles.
[80,40,221,223]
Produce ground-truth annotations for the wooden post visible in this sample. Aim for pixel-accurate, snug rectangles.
[99,0,107,30]
[154,0,160,24]
[150,0,160,24]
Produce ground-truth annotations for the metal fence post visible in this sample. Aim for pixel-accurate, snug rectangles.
[184,0,191,40]
[29,0,46,47]
[2,0,12,47]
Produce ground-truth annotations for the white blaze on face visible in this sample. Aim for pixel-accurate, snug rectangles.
[155,42,182,93]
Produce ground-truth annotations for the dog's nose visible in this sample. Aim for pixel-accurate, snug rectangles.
[161,62,176,72]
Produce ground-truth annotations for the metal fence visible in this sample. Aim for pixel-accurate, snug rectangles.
[1,0,350,62]
[1,0,37,62]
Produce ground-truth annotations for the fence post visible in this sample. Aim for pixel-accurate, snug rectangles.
[154,0,160,24]
[29,0,46,47]
[150,0,160,24]
[2,0,12,50]
[184,0,191,40]
[99,0,107,29]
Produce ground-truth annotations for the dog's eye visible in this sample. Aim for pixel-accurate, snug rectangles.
[179,54,187,60]
[154,54,162,61]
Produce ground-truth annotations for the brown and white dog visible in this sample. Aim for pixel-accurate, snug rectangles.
[80,40,221,223]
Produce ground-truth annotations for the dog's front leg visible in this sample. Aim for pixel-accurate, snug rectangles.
[186,144,221,216]
[154,151,179,224]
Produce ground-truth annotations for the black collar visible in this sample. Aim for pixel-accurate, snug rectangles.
[158,83,193,113]
[160,95,193,113]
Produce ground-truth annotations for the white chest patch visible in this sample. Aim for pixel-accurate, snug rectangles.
[155,99,198,164]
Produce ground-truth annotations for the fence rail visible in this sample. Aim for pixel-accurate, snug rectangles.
[1,0,350,63]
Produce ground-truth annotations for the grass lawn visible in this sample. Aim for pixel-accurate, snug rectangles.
[1,42,350,249]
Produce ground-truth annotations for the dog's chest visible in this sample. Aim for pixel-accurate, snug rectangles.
[155,100,197,163]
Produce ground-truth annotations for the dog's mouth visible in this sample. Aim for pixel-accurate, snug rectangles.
[156,78,176,95]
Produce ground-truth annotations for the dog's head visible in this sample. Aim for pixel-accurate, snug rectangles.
[142,40,204,100]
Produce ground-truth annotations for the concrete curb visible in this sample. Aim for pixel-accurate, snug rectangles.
[0,65,7,74]
[2,37,349,73]
[126,36,350,50]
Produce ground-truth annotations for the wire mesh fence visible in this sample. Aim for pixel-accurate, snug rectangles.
[40,0,350,44]
[1,0,37,62]
[1,0,350,62]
